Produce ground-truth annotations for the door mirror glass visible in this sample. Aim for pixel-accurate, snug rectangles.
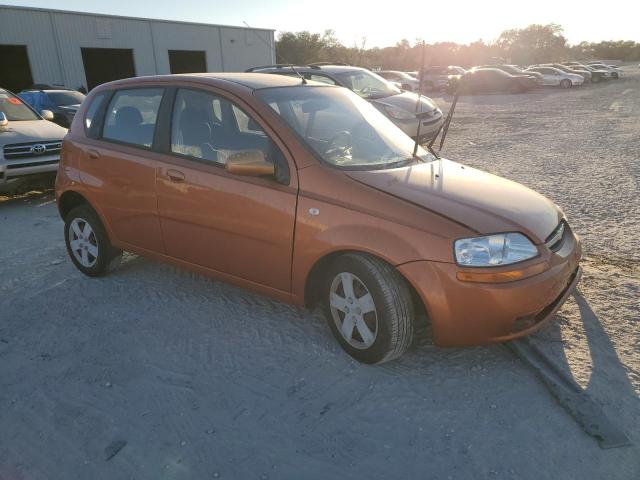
[41,109,54,121]
[0,111,8,126]
[225,150,275,177]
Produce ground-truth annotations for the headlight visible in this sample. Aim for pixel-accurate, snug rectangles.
[454,233,538,267]
[384,105,415,120]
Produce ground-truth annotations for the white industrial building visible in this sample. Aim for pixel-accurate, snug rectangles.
[0,5,275,92]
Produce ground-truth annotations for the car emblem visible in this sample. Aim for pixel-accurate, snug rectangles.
[31,144,47,154]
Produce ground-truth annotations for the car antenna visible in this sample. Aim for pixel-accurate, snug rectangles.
[243,21,306,84]
[412,42,427,158]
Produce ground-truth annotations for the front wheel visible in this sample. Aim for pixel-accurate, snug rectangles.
[322,254,414,364]
[611,72,619,79]
[560,79,572,89]
[64,205,122,276]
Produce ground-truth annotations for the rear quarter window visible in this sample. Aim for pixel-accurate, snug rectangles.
[84,92,109,137]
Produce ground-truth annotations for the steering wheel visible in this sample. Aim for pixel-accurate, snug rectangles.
[324,131,353,162]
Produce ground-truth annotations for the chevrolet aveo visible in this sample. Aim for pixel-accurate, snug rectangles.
[56,73,582,364]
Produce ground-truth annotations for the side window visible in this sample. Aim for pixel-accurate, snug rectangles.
[84,92,108,137]
[307,74,336,85]
[232,104,267,136]
[170,88,289,182]
[102,88,163,148]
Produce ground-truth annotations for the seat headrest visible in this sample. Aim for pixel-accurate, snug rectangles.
[115,106,143,128]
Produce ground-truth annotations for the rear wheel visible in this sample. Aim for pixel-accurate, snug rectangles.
[64,205,122,276]
[322,254,414,364]
[560,79,572,89]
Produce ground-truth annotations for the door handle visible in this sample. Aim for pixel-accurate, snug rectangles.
[167,169,185,183]
[87,149,100,159]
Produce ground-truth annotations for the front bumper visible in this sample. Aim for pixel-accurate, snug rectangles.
[0,154,60,185]
[394,111,444,141]
[398,227,582,346]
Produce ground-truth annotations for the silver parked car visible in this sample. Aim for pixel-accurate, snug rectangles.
[0,88,68,187]
[376,71,420,92]
[524,66,584,88]
[247,64,444,142]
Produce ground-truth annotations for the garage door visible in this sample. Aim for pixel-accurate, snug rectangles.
[81,48,136,90]
[168,50,207,74]
[0,45,34,92]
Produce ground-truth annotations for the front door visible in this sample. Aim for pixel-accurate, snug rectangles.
[78,87,165,253]
[154,87,297,292]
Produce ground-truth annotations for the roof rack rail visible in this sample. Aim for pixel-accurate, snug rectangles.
[245,64,309,72]
[308,62,349,67]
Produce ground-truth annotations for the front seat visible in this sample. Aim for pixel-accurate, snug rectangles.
[112,106,144,145]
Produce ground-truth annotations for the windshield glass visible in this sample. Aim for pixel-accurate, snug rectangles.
[335,70,401,99]
[0,91,39,121]
[256,86,434,170]
[47,91,85,106]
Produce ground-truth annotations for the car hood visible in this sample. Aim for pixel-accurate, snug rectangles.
[371,91,437,114]
[0,119,67,143]
[345,159,562,243]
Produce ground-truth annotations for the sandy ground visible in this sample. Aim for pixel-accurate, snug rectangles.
[1,68,639,480]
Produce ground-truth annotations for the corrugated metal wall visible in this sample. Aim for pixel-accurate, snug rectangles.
[0,6,275,90]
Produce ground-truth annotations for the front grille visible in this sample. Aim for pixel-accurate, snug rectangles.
[6,159,59,169]
[545,221,566,252]
[3,140,62,160]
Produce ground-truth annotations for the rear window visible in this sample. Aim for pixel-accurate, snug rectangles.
[102,88,163,148]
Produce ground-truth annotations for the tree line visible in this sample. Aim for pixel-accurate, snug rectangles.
[275,24,640,70]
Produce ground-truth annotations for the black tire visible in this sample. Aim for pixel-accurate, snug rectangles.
[64,205,122,277]
[591,75,601,83]
[321,253,414,364]
[560,79,572,89]
[611,72,619,79]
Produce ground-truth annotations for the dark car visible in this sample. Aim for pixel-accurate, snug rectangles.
[450,68,537,94]
[421,66,467,90]
[475,64,543,85]
[18,88,86,127]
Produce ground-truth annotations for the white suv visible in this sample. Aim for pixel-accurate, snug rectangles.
[0,89,68,187]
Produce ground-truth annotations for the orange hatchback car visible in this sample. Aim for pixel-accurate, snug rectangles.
[56,73,581,364]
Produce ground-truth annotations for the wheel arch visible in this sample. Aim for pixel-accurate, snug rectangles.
[303,249,426,317]
[58,190,91,219]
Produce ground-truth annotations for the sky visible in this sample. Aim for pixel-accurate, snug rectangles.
[3,0,639,47]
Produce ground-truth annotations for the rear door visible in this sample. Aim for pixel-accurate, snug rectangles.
[77,87,165,253]
[153,86,298,292]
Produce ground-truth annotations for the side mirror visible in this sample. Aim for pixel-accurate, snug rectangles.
[41,110,54,121]
[225,150,275,177]
[0,112,8,127]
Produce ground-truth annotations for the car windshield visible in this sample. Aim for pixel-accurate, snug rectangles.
[47,91,85,106]
[0,91,39,121]
[334,70,401,99]
[255,86,434,170]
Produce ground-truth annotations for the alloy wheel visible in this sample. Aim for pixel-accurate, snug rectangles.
[68,218,99,267]
[329,272,378,349]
